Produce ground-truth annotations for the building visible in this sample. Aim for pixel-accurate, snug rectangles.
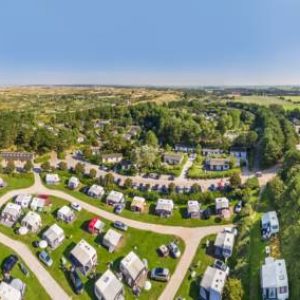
[202,148,224,156]
[102,153,123,164]
[187,200,201,219]
[94,269,125,300]
[21,211,42,232]
[215,197,231,219]
[155,199,174,217]
[130,196,146,213]
[14,194,32,208]
[45,174,60,185]
[230,148,247,161]
[0,151,33,162]
[57,206,76,223]
[102,229,123,253]
[0,281,22,300]
[163,153,184,165]
[199,266,227,300]
[10,279,26,298]
[214,231,235,259]
[106,191,125,206]
[261,257,289,300]
[88,217,105,235]
[205,158,230,171]
[120,251,148,289]
[68,176,80,189]
[174,145,195,153]
[261,211,279,239]
[30,197,51,212]
[42,224,65,249]
[87,184,105,199]
[0,203,22,227]
[69,240,97,276]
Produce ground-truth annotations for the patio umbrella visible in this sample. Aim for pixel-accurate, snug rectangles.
[18,227,29,235]
[144,281,152,291]
[39,240,48,249]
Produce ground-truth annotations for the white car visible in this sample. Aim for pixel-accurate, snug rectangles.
[71,202,82,212]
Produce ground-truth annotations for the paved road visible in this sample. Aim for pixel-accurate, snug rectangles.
[50,152,280,191]
[0,172,228,300]
[0,232,70,300]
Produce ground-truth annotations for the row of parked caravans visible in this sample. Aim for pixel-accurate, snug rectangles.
[200,211,289,300]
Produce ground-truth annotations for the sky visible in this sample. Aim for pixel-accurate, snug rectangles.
[1,0,300,86]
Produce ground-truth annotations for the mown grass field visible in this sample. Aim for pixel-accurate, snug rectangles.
[0,196,183,300]
[0,242,50,300]
[0,173,34,196]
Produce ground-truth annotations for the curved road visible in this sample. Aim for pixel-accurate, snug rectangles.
[0,172,229,300]
[52,153,280,191]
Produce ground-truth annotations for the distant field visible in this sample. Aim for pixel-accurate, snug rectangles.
[0,86,183,113]
[233,95,299,110]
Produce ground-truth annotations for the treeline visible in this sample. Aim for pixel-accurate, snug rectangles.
[255,105,298,167]
[266,149,300,299]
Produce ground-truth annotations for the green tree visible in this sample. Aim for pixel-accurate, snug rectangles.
[224,278,244,300]
[5,161,15,174]
[23,160,33,173]
[104,173,114,187]
[40,161,51,172]
[89,168,97,179]
[123,178,133,189]
[75,162,85,175]
[145,130,158,147]
[230,173,242,188]
[58,161,68,171]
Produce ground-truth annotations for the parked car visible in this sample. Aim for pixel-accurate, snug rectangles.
[168,242,181,258]
[2,255,19,273]
[256,171,263,177]
[168,175,175,181]
[234,201,243,214]
[201,208,211,220]
[39,251,53,267]
[19,263,29,277]
[71,202,82,212]
[213,259,230,276]
[150,268,170,282]
[70,269,84,294]
[113,221,128,231]
[114,204,125,215]
[158,245,169,257]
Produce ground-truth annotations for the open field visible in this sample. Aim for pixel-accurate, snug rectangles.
[0,86,182,113]
[0,173,34,197]
[232,95,300,110]
[0,196,183,300]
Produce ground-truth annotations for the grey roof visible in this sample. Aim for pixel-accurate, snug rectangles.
[95,269,123,300]
[200,266,226,295]
[261,257,288,289]
[206,158,229,166]
[214,232,235,249]
[120,251,146,281]
[261,211,279,228]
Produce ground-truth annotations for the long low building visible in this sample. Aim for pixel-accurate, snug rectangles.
[0,151,34,162]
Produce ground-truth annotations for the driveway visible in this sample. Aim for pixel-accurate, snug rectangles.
[53,153,279,191]
[0,172,229,300]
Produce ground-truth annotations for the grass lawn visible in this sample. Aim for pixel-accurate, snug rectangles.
[176,234,216,299]
[0,173,34,196]
[45,173,233,228]
[0,242,50,300]
[0,196,183,300]
[33,154,51,164]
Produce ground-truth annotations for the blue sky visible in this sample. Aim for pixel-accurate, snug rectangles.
[1,0,300,86]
